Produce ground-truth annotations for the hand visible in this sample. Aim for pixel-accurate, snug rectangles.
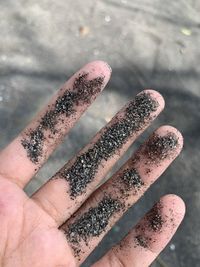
[0,61,185,267]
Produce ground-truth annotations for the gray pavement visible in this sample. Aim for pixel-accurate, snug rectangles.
[0,0,200,266]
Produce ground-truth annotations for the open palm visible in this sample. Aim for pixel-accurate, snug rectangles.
[0,61,185,267]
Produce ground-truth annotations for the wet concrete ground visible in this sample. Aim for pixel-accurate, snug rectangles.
[0,0,200,266]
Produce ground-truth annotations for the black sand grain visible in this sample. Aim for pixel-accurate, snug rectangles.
[40,110,57,133]
[72,73,104,104]
[146,202,164,232]
[134,203,164,249]
[144,132,178,163]
[135,235,149,248]
[61,148,99,197]
[66,196,122,245]
[21,73,104,163]
[21,127,44,163]
[120,168,144,190]
[61,92,159,197]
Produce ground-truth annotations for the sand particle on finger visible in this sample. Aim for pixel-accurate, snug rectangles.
[67,196,122,245]
[60,127,182,263]
[92,195,185,267]
[0,61,111,187]
[21,72,105,164]
[32,90,164,225]
[57,90,162,198]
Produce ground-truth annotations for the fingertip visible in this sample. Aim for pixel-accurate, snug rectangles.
[84,60,112,82]
[143,89,165,111]
[155,125,184,152]
[94,60,112,74]
[160,194,186,218]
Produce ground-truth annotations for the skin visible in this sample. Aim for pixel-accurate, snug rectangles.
[0,61,185,267]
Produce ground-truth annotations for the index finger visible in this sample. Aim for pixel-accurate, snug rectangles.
[0,61,111,187]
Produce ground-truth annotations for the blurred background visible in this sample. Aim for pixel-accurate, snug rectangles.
[0,0,200,266]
